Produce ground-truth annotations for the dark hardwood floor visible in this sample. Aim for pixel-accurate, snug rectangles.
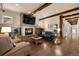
[23,37,79,56]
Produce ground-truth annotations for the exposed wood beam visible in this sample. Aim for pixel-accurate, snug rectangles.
[32,3,52,14]
[40,7,79,20]
[66,16,79,20]
[62,13,79,18]
[66,16,79,25]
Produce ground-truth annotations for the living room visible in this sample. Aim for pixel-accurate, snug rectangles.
[0,3,79,56]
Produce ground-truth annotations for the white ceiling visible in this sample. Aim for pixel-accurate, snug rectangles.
[1,3,79,17]
[34,3,79,19]
[3,3,44,13]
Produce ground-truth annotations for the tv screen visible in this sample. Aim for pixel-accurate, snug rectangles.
[23,15,35,25]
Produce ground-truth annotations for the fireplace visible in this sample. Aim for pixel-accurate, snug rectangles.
[25,28,33,35]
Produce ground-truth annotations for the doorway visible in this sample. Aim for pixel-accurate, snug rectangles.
[62,16,79,39]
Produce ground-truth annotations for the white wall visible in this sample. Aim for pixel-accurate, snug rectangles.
[39,16,59,32]
[0,9,20,28]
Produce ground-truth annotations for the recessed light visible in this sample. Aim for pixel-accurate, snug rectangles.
[16,4,19,6]
[27,11,31,14]
[56,10,58,11]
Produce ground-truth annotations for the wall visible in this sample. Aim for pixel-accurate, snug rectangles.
[38,16,59,32]
[0,9,20,28]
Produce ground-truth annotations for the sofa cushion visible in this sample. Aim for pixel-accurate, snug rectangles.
[0,37,14,55]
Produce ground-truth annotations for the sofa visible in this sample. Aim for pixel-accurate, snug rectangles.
[41,31,56,41]
[0,36,31,56]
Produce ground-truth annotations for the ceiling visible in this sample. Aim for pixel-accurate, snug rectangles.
[34,3,79,19]
[1,3,79,17]
[2,3,44,14]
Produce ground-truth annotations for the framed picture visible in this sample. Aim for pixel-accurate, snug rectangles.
[2,15,13,25]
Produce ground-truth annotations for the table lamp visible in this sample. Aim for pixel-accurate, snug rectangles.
[1,27,11,36]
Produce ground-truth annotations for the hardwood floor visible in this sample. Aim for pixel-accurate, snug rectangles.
[24,37,79,56]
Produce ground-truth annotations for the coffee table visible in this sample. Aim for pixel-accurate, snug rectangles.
[31,37,42,45]
[31,37,42,40]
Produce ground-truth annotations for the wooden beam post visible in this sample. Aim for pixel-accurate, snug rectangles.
[59,16,63,38]
[19,13,23,35]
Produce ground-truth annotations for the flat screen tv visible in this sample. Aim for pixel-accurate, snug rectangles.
[23,15,35,25]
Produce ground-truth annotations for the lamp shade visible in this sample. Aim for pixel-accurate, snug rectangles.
[1,27,11,33]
